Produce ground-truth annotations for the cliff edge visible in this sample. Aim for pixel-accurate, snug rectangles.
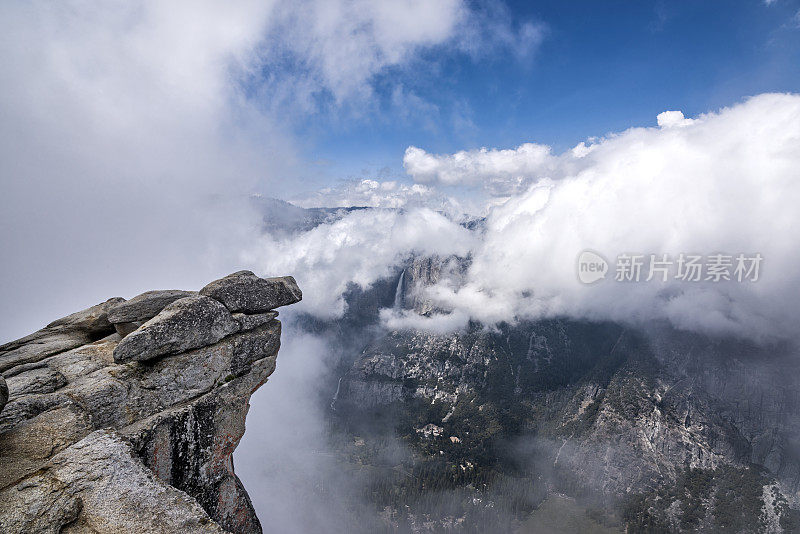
[0,271,301,533]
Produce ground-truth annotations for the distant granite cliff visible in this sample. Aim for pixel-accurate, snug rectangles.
[0,271,301,533]
[307,254,800,532]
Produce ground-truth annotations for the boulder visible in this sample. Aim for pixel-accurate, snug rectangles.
[0,298,124,373]
[44,297,126,334]
[107,290,196,324]
[113,296,239,363]
[199,271,301,313]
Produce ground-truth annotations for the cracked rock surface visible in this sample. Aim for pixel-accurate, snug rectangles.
[0,272,300,534]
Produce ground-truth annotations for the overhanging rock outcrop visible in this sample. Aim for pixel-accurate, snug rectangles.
[0,271,301,534]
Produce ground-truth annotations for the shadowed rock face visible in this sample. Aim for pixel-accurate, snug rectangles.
[0,376,7,413]
[107,289,197,324]
[0,271,300,534]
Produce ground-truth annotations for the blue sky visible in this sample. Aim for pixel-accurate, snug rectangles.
[286,0,800,187]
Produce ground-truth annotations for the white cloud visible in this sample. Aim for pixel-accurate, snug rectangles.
[413,94,800,341]
[0,0,544,344]
[403,143,559,197]
[404,108,704,199]
[0,0,288,340]
[292,179,430,209]
[0,0,538,341]
[243,207,477,319]
[3,0,794,351]
[656,110,695,128]
[290,178,479,218]
[236,328,368,532]
[263,94,800,343]
[261,0,467,104]
[256,0,546,116]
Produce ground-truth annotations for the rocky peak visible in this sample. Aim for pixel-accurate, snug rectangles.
[0,271,301,533]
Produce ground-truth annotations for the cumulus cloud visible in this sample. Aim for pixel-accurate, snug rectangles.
[261,94,800,343]
[404,143,556,196]
[410,94,800,341]
[403,141,594,201]
[656,110,696,128]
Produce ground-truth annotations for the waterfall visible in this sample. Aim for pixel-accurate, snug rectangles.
[393,269,405,309]
[330,376,343,411]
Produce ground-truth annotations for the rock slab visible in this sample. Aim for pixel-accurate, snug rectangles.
[0,298,123,373]
[107,289,196,324]
[199,271,301,313]
[113,295,239,363]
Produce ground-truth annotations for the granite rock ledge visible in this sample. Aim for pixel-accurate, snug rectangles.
[0,271,301,534]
